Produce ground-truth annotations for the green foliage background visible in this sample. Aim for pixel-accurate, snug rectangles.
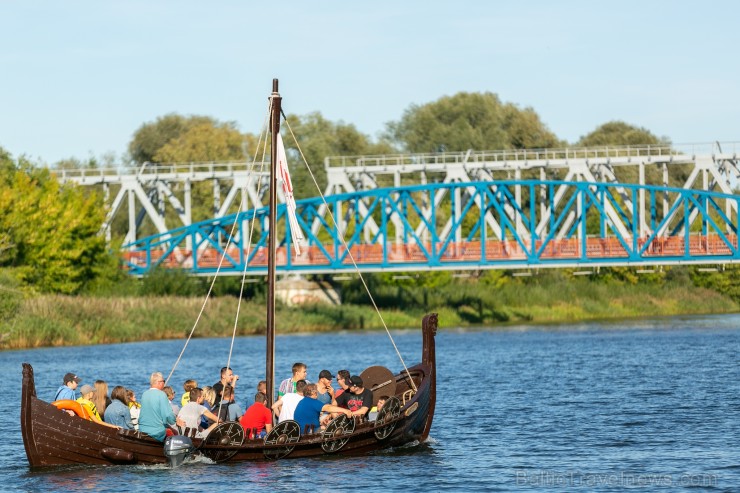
[1,90,739,348]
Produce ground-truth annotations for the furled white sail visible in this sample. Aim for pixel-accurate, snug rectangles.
[276,133,305,255]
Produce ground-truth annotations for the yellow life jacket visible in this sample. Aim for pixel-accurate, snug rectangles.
[76,397,101,421]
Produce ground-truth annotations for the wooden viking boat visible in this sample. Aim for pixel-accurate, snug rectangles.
[20,80,437,468]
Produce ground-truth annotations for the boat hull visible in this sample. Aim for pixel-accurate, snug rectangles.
[20,314,437,468]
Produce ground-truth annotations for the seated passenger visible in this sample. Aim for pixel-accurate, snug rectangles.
[92,380,112,417]
[368,395,389,421]
[272,380,306,423]
[178,388,220,438]
[139,372,185,442]
[257,380,267,395]
[213,384,243,422]
[316,370,335,405]
[104,385,134,429]
[127,389,141,430]
[294,384,352,433]
[163,385,180,415]
[239,392,273,438]
[181,379,197,407]
[334,369,351,398]
[335,376,373,418]
[53,372,81,402]
[200,386,216,429]
[77,384,119,429]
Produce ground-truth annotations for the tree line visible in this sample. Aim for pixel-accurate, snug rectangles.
[0,90,692,298]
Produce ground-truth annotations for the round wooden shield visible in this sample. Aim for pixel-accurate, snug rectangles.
[198,422,245,463]
[359,365,397,406]
[374,396,401,440]
[321,414,356,453]
[263,420,300,460]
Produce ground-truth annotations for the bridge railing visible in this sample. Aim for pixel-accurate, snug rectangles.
[325,142,739,168]
[52,160,268,183]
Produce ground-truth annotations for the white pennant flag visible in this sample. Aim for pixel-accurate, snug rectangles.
[276,133,305,255]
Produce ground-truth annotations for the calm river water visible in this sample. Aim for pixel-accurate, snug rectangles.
[2,314,739,492]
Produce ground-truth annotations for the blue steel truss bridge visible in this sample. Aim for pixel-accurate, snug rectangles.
[54,142,740,275]
[123,178,740,276]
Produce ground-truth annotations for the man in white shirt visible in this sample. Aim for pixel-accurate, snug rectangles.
[272,380,306,423]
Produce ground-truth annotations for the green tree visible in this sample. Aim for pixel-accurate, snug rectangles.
[282,112,396,198]
[153,121,251,163]
[576,121,667,147]
[128,113,221,164]
[385,92,561,153]
[0,149,112,294]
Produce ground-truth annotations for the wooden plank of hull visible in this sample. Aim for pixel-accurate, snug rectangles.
[28,396,166,466]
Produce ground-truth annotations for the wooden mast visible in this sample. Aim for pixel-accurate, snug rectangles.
[266,79,281,406]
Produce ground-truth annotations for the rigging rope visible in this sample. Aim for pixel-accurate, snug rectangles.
[166,100,418,396]
[283,117,418,392]
[165,102,272,388]
[215,99,272,418]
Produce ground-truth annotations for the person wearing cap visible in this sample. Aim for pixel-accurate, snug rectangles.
[316,370,335,406]
[335,376,374,418]
[76,384,119,429]
[315,370,335,423]
[53,372,81,401]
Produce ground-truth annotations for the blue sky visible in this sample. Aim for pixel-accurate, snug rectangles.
[1,1,738,165]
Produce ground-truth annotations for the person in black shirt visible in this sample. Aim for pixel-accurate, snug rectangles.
[213,366,239,403]
[335,375,373,418]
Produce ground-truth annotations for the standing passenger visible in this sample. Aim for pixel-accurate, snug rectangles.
[213,367,239,403]
[278,363,308,398]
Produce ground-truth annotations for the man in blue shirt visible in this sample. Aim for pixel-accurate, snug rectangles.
[53,372,81,401]
[294,383,352,433]
[139,372,184,441]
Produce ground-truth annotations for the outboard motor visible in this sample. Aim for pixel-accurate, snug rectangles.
[164,435,194,467]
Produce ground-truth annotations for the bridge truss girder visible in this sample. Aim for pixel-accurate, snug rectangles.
[123,180,740,276]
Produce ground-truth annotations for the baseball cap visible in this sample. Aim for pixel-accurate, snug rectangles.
[63,372,81,384]
[319,370,334,380]
[349,376,363,388]
[79,384,94,395]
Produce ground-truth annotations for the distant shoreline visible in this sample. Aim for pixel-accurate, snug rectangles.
[1,283,736,350]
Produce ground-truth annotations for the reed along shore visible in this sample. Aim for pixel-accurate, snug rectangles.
[1,277,736,349]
